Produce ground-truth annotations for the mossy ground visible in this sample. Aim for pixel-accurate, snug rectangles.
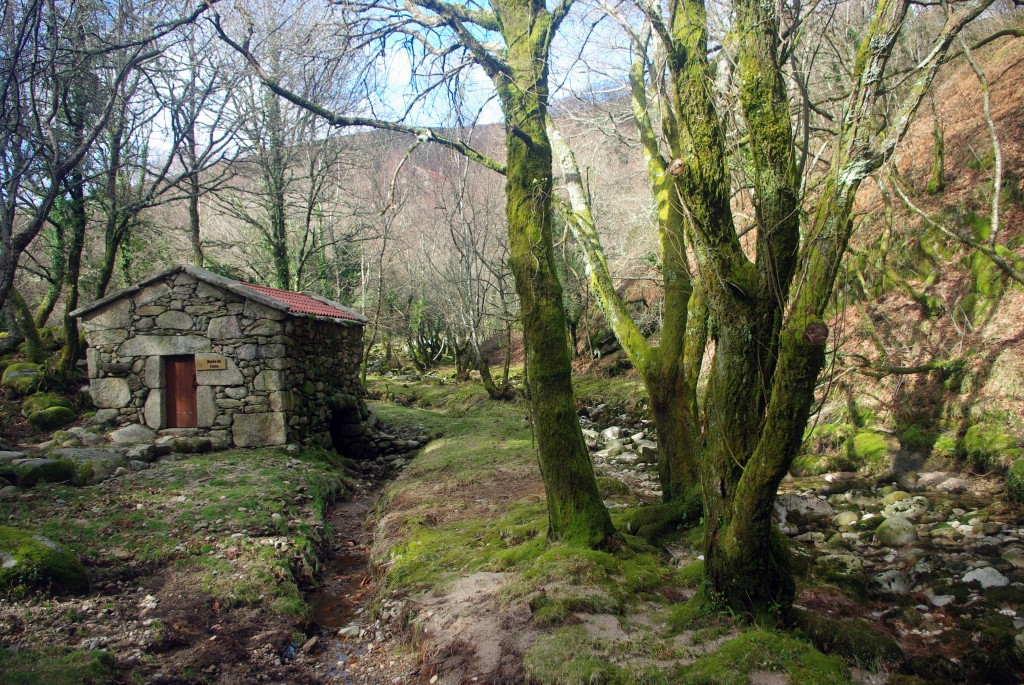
[0,446,351,681]
[369,375,867,683]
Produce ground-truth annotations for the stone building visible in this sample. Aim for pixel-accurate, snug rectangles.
[71,265,367,448]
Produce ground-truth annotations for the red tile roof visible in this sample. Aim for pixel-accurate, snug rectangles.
[241,283,361,321]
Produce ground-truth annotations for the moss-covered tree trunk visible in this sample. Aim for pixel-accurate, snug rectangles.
[9,289,45,363]
[491,0,614,546]
[34,219,66,328]
[263,82,290,290]
[926,111,945,194]
[57,171,87,375]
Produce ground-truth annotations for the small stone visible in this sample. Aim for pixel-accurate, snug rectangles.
[301,636,319,653]
[338,625,360,638]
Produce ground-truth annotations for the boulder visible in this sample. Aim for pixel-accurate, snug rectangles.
[27,406,75,431]
[874,516,918,546]
[882,490,911,505]
[833,511,860,527]
[636,439,659,462]
[883,495,929,520]
[1,363,42,396]
[108,424,157,445]
[51,448,129,485]
[869,569,911,596]
[1001,547,1024,569]
[85,409,119,428]
[817,554,864,574]
[936,477,970,494]
[0,459,76,487]
[0,526,88,595]
[962,566,1009,589]
[776,493,835,522]
[600,426,622,440]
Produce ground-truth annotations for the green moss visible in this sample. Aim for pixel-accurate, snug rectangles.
[1007,459,1024,502]
[611,499,699,543]
[1,362,42,396]
[678,559,705,588]
[0,647,115,685]
[596,476,632,499]
[898,425,937,453]
[792,611,903,670]
[962,422,1020,470]
[666,591,717,632]
[931,432,958,460]
[849,430,890,470]
[791,454,831,476]
[677,630,852,684]
[806,423,854,454]
[21,392,72,417]
[523,625,664,684]
[0,526,89,596]
[28,406,75,431]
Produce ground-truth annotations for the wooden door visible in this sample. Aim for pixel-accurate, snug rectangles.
[165,355,197,428]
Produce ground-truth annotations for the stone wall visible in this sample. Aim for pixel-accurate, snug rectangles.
[283,317,364,445]
[79,270,364,447]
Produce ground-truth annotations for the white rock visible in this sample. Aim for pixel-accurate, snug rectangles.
[962,566,1009,589]
[600,426,622,440]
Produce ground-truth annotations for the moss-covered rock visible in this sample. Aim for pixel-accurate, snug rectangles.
[28,406,75,431]
[1007,459,1024,503]
[0,458,76,487]
[21,392,72,417]
[1,362,42,396]
[874,516,917,546]
[793,611,904,670]
[0,526,89,596]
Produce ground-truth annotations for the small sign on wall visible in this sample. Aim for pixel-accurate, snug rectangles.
[195,356,227,371]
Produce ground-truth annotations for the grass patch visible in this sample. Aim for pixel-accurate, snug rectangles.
[0,647,116,685]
